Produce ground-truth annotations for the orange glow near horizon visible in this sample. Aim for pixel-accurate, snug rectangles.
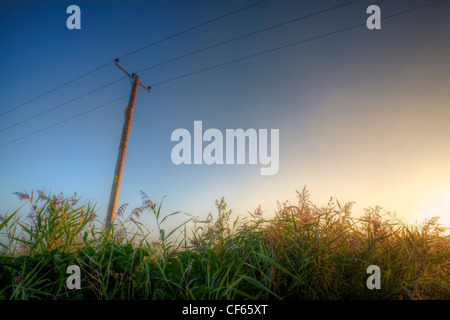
[412,184,450,231]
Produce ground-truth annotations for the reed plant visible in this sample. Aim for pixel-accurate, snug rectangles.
[0,188,448,300]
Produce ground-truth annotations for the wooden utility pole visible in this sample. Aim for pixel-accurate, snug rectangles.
[103,59,151,235]
[105,74,140,229]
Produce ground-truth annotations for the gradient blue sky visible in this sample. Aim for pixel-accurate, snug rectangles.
[1,0,449,234]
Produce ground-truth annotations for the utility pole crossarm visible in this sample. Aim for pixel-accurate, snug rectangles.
[115,58,152,94]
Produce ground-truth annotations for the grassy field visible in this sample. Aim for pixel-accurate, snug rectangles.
[0,188,449,300]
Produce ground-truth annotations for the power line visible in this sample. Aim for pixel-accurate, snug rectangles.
[0,0,357,133]
[0,0,444,149]
[0,94,130,148]
[136,0,361,74]
[0,62,112,118]
[0,76,128,133]
[0,0,269,118]
[118,0,271,60]
[150,0,446,87]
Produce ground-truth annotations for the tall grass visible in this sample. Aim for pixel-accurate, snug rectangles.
[0,188,448,300]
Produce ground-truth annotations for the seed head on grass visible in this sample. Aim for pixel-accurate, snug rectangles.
[13,191,29,201]
[116,203,129,218]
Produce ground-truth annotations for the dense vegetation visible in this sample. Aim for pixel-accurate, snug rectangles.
[1,188,449,300]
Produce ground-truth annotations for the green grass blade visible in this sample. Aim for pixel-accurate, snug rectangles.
[240,275,282,300]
